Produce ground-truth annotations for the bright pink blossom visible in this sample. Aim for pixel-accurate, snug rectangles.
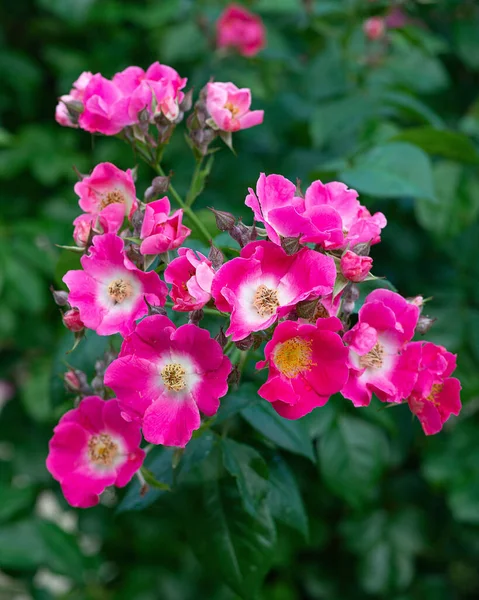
[46,396,144,508]
[78,74,132,135]
[62,308,84,332]
[257,318,348,419]
[363,17,386,40]
[139,197,191,255]
[63,233,167,336]
[74,162,138,234]
[104,315,232,447]
[206,82,264,132]
[211,241,336,341]
[113,62,187,122]
[164,248,215,311]
[341,289,420,407]
[407,342,461,435]
[245,174,386,250]
[55,71,93,128]
[340,251,373,282]
[216,4,266,57]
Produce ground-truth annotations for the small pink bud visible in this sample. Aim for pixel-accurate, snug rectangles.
[363,16,386,40]
[64,370,82,393]
[340,251,373,283]
[408,296,424,308]
[62,308,85,332]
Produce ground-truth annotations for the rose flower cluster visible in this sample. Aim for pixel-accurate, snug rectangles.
[49,52,461,508]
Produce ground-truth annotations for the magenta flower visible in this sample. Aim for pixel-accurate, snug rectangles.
[74,162,139,234]
[113,62,187,122]
[341,289,421,407]
[78,74,132,135]
[206,82,264,132]
[46,396,145,508]
[301,180,387,250]
[211,241,336,341]
[340,250,373,282]
[62,308,84,332]
[63,233,167,336]
[104,315,232,447]
[216,4,266,57]
[55,71,93,128]
[406,342,462,435]
[363,17,386,40]
[164,248,215,311]
[139,197,191,256]
[257,318,348,419]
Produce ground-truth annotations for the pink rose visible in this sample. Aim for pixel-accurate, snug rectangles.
[206,82,264,132]
[139,197,191,255]
[164,248,215,311]
[62,308,85,332]
[340,250,373,282]
[217,4,266,57]
[78,74,132,135]
[55,72,93,128]
[363,17,386,40]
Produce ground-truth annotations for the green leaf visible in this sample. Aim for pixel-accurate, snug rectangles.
[454,18,479,70]
[221,439,269,516]
[318,415,389,507]
[185,476,277,599]
[37,520,86,582]
[20,358,52,422]
[267,455,308,538]
[255,0,301,13]
[0,520,46,570]
[391,128,479,164]
[241,402,315,462]
[354,279,397,314]
[381,91,444,128]
[340,142,436,201]
[215,383,259,425]
[140,467,171,491]
[0,485,35,523]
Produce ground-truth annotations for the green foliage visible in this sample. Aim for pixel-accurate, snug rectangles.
[2,0,479,598]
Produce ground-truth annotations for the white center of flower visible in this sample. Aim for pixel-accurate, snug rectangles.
[107,278,133,304]
[253,284,280,317]
[88,434,118,466]
[359,342,384,369]
[161,363,187,391]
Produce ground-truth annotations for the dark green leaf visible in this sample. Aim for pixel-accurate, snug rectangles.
[0,485,35,523]
[392,128,479,164]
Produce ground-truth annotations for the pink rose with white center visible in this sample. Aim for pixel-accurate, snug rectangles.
[340,250,373,282]
[78,74,133,135]
[257,317,349,419]
[341,289,421,407]
[46,396,145,508]
[63,233,167,336]
[211,240,336,342]
[74,162,139,235]
[113,62,187,122]
[139,197,191,256]
[406,342,461,435]
[104,315,232,447]
[216,4,266,57]
[206,82,264,132]
[164,248,215,311]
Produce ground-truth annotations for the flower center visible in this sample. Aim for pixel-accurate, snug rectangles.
[224,101,240,117]
[274,337,314,379]
[359,342,384,369]
[253,285,280,317]
[107,278,133,304]
[161,363,187,391]
[426,383,444,406]
[100,189,125,210]
[88,434,118,466]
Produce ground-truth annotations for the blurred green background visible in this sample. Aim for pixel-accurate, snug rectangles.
[2,0,479,598]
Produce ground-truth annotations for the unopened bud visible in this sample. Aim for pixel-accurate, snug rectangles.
[280,235,302,256]
[408,296,424,309]
[209,208,236,232]
[230,221,256,248]
[235,334,254,351]
[188,309,204,325]
[62,308,84,332]
[227,365,241,387]
[296,298,319,321]
[416,315,436,335]
[130,209,144,237]
[51,287,69,307]
[340,283,360,323]
[180,89,193,112]
[144,297,167,317]
[144,176,170,201]
[208,244,224,270]
[215,328,228,348]
[64,369,90,395]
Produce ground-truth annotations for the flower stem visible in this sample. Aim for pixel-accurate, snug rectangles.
[164,300,223,318]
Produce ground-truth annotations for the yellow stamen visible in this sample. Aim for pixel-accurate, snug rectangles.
[108,279,133,304]
[88,434,118,466]
[253,285,280,317]
[359,342,384,369]
[274,337,314,379]
[426,383,444,406]
[161,363,187,391]
[100,189,125,210]
[224,101,240,117]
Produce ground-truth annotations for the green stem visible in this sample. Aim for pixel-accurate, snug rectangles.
[164,300,223,318]
[153,164,212,244]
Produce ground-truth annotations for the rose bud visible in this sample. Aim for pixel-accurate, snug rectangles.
[62,308,85,332]
[340,251,373,283]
